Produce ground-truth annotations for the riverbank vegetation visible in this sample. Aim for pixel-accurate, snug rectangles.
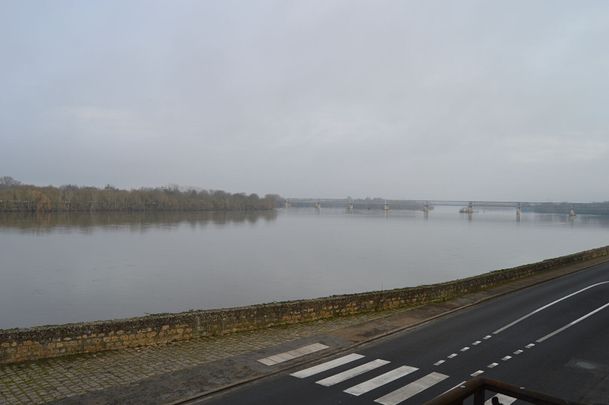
[0,177,277,212]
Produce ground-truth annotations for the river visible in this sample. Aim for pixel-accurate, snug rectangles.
[1,207,609,328]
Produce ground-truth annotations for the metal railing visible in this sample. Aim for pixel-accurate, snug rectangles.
[424,377,583,405]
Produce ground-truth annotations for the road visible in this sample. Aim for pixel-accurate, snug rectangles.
[200,262,609,404]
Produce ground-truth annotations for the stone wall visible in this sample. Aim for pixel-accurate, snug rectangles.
[2,245,608,364]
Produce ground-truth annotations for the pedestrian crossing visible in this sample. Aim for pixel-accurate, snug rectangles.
[288,351,519,404]
[374,372,449,405]
[344,365,418,396]
[317,359,389,387]
[290,353,364,378]
[258,343,329,366]
[258,342,519,404]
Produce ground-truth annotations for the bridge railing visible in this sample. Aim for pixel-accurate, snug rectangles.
[424,377,582,405]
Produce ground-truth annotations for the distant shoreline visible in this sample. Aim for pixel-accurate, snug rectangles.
[0,182,278,213]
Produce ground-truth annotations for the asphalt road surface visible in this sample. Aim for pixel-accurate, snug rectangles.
[201,262,609,405]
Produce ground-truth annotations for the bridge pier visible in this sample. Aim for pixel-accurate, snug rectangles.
[422,201,431,219]
[460,202,474,215]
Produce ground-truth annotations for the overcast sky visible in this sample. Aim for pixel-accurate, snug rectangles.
[2,1,609,202]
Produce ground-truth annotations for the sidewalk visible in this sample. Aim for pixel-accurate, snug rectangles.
[2,256,607,405]
[0,309,396,405]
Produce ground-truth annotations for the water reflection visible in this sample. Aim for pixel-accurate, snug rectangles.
[1,207,609,328]
[0,210,278,234]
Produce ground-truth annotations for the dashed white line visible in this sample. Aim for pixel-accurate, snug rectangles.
[448,353,458,359]
[502,355,512,361]
[513,349,523,355]
[483,335,492,340]
[525,343,535,349]
[344,365,418,396]
[317,359,389,387]
[487,362,498,368]
[434,360,445,366]
[291,353,364,378]
[460,347,470,352]
[471,370,484,377]
[472,340,482,346]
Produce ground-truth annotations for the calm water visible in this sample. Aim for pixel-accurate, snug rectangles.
[2,207,609,329]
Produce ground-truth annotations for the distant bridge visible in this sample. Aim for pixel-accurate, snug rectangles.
[283,199,577,219]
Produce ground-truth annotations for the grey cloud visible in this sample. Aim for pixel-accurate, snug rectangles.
[1,0,609,200]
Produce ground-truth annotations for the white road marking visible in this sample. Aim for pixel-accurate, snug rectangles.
[536,302,609,343]
[488,362,498,368]
[460,347,470,352]
[472,340,482,346]
[258,343,329,366]
[502,355,512,361]
[439,380,466,397]
[493,281,609,334]
[485,394,517,405]
[471,370,484,377]
[434,360,445,366]
[317,359,390,387]
[344,365,418,396]
[374,372,449,405]
[290,353,364,378]
[484,335,492,340]
[525,343,535,349]
[448,353,458,359]
[513,349,523,355]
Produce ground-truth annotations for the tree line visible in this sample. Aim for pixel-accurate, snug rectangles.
[0,177,278,213]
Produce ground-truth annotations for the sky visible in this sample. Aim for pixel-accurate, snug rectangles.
[1,0,609,202]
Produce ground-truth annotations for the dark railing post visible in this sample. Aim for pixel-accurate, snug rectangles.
[473,389,485,405]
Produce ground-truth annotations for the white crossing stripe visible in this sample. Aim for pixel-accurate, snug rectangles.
[290,353,364,378]
[439,380,466,397]
[344,365,418,396]
[374,372,449,405]
[471,370,484,377]
[485,394,517,404]
[258,343,329,366]
[317,359,390,387]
